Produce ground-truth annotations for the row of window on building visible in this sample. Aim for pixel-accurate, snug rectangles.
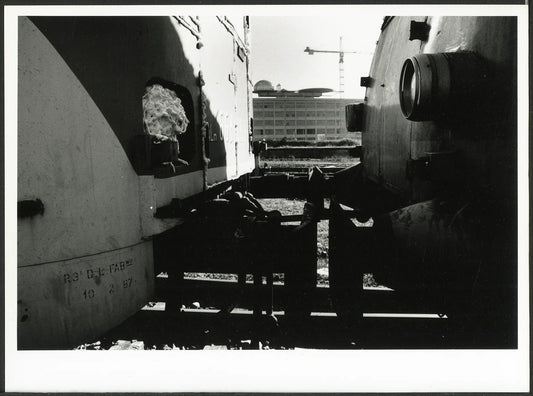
[251,96,359,142]
[255,128,345,135]
[254,110,343,118]
[255,119,342,126]
[257,101,343,110]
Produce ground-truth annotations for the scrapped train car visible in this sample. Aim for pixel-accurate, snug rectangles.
[335,16,517,345]
[17,16,254,349]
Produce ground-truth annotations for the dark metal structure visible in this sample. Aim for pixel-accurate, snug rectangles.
[333,16,518,347]
[17,15,519,350]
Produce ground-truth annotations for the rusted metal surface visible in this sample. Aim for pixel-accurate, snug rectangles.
[328,193,516,345]
[369,199,483,310]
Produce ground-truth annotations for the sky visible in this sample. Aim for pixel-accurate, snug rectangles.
[249,14,385,99]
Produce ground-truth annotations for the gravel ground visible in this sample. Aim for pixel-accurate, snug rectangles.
[259,157,357,169]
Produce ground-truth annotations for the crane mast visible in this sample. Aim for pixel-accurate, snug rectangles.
[304,36,358,98]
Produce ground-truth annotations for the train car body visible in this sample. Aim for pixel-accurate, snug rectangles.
[17,16,254,349]
[334,16,518,344]
[362,16,516,203]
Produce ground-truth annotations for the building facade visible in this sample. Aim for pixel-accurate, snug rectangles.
[252,94,362,142]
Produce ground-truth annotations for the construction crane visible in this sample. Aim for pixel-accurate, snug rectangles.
[304,37,359,98]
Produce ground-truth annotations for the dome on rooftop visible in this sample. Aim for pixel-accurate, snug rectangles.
[254,80,274,91]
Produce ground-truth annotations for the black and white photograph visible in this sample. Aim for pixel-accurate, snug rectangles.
[4,3,529,393]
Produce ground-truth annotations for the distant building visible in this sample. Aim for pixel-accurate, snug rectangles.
[252,80,362,142]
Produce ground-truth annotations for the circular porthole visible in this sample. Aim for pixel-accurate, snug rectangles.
[399,52,486,122]
[399,54,443,121]
[399,58,418,119]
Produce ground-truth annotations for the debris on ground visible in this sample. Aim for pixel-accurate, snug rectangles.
[203,345,228,350]
[74,341,102,350]
[363,273,379,287]
[108,340,145,350]
[75,337,288,351]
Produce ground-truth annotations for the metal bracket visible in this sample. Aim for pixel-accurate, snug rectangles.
[18,199,44,218]
[409,21,430,41]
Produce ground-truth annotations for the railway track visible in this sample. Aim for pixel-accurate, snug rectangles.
[90,274,509,350]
